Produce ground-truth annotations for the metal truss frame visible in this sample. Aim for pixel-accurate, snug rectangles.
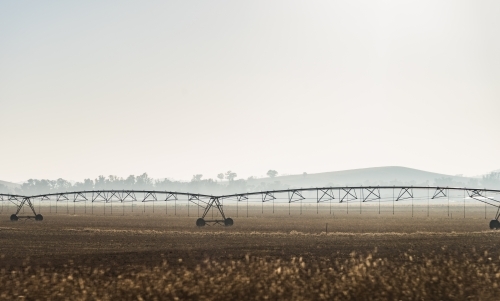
[187,194,210,207]
[12,197,38,220]
[432,187,447,199]
[466,189,500,220]
[262,192,276,203]
[235,195,248,202]
[4,186,500,227]
[395,187,413,201]
[362,187,381,202]
[340,188,357,203]
[317,188,335,203]
[199,197,227,226]
[288,190,305,203]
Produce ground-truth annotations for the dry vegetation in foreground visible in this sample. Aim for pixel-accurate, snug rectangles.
[2,214,500,300]
[2,249,500,300]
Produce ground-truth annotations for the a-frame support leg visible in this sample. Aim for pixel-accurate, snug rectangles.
[196,197,233,227]
[10,197,43,221]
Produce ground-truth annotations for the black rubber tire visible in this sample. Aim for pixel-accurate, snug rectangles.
[35,214,43,221]
[10,214,18,222]
[224,218,234,227]
[490,220,500,230]
[196,218,206,227]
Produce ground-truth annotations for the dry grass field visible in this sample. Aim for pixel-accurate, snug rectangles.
[1,208,500,300]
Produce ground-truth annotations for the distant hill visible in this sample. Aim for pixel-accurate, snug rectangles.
[0,180,21,193]
[247,166,476,188]
[0,166,492,195]
[470,168,500,178]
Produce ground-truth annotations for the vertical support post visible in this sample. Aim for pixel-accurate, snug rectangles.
[338,189,341,215]
[378,187,380,214]
[463,189,465,219]
[360,188,362,214]
[392,186,394,215]
[427,186,429,217]
[485,190,487,219]
[412,194,413,218]
[288,191,290,216]
[447,187,449,217]
[347,191,349,215]
[329,190,332,215]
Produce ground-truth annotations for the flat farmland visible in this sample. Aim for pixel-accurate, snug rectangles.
[1,211,500,300]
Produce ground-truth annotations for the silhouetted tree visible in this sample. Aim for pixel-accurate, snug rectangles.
[135,173,153,189]
[94,175,107,190]
[225,171,237,181]
[0,183,9,193]
[267,170,278,178]
[20,179,54,195]
[217,173,224,182]
[74,178,94,191]
[124,175,136,187]
[482,172,500,188]
[155,178,176,191]
[191,174,203,182]
[54,178,72,192]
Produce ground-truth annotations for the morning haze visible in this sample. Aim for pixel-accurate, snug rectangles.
[1,1,499,183]
[2,166,500,196]
[3,2,500,300]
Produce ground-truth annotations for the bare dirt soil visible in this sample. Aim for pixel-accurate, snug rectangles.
[1,211,500,300]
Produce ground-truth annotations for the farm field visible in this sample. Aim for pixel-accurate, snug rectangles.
[1,211,500,300]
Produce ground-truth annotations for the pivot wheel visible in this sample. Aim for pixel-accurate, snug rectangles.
[196,218,206,227]
[10,214,18,222]
[35,214,43,221]
[224,217,234,227]
[490,220,500,230]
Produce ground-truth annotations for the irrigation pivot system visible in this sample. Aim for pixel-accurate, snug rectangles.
[2,186,500,229]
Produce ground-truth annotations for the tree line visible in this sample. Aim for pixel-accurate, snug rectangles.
[1,170,288,195]
[2,171,500,195]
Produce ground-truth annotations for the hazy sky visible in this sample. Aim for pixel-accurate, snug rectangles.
[1,0,499,182]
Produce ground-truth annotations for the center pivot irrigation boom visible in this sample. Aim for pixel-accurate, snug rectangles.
[3,186,500,229]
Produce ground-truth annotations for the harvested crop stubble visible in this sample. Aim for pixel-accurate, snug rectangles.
[1,250,500,300]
